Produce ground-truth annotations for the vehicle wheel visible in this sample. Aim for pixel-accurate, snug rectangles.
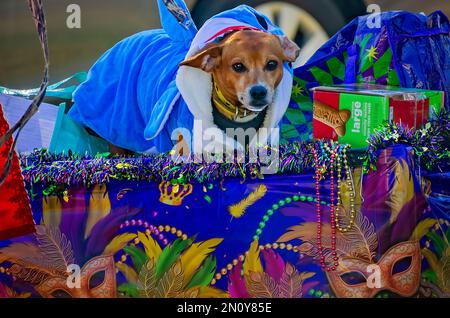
[191,0,366,65]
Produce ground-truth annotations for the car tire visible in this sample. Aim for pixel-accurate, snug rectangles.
[191,0,367,37]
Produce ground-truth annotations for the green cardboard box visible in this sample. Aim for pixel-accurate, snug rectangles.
[312,84,444,148]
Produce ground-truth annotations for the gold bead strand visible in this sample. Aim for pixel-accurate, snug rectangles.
[116,225,188,268]
[211,243,298,285]
[335,145,356,232]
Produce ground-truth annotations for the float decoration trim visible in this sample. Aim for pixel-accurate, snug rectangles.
[19,109,450,195]
[365,110,450,172]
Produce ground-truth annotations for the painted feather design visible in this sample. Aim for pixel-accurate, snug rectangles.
[228,262,250,298]
[197,286,230,298]
[279,265,302,298]
[228,184,267,218]
[154,261,185,298]
[240,244,314,299]
[85,184,111,239]
[155,237,194,279]
[0,243,42,265]
[410,218,438,241]
[180,238,223,287]
[175,287,200,298]
[441,248,450,292]
[0,243,59,284]
[103,233,137,256]
[389,159,414,221]
[126,236,224,298]
[279,211,378,262]
[0,225,74,284]
[244,262,314,299]
[342,211,378,262]
[186,255,217,289]
[0,282,31,299]
[42,195,62,229]
[34,225,75,273]
[422,247,450,294]
[278,223,351,259]
[84,205,142,260]
[124,245,148,274]
[418,219,450,294]
[279,263,315,298]
[261,249,285,282]
[137,231,162,261]
[243,240,263,275]
[137,258,158,298]
[117,262,139,286]
[8,264,52,285]
[245,271,280,298]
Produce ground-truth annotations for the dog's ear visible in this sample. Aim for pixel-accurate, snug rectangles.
[180,44,222,72]
[277,36,301,63]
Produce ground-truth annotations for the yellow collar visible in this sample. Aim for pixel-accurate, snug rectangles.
[212,80,252,120]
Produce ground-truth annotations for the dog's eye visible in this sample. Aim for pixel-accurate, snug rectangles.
[266,60,278,71]
[232,63,246,73]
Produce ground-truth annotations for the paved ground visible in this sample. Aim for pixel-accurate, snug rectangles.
[0,0,449,88]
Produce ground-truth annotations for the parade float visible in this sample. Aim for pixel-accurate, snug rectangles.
[0,0,449,299]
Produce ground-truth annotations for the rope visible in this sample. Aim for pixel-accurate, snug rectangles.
[0,0,49,186]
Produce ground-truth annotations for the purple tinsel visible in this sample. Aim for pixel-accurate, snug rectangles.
[19,109,449,196]
[19,142,318,191]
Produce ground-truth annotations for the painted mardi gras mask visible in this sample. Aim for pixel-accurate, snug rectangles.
[36,255,116,298]
[327,241,421,298]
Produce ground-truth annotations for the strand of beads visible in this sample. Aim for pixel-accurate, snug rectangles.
[323,143,356,232]
[334,144,356,232]
[211,242,299,285]
[252,194,330,242]
[313,145,339,272]
[211,253,246,286]
[119,220,190,245]
[116,221,188,265]
[120,220,166,246]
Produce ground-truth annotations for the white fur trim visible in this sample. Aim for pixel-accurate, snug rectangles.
[176,65,238,152]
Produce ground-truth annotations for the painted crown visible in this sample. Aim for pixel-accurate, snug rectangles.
[159,181,193,206]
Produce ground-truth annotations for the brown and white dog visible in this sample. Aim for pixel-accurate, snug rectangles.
[175,29,300,154]
[93,7,301,156]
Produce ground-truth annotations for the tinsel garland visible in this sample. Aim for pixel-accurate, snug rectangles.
[19,110,449,195]
[365,110,450,172]
[19,141,320,192]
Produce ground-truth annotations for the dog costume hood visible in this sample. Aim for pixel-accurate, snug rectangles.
[69,1,294,153]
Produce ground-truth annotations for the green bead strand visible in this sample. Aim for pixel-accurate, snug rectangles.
[252,194,330,241]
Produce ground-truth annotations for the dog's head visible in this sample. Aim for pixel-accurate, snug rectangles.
[180,30,300,112]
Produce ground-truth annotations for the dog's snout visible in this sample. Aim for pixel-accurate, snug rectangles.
[250,86,268,100]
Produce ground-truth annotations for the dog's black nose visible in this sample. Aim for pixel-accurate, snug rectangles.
[250,86,268,100]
